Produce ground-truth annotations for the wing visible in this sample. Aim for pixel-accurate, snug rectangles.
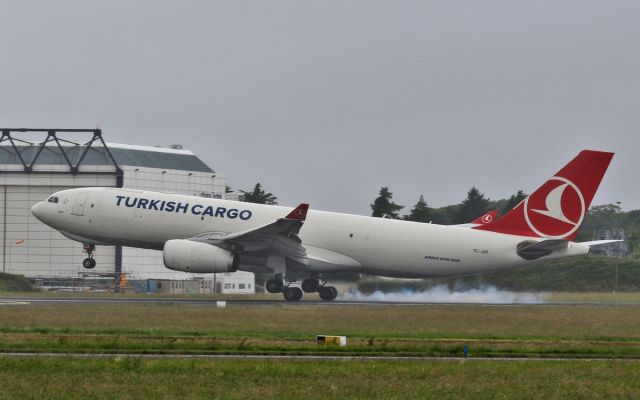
[190,203,309,264]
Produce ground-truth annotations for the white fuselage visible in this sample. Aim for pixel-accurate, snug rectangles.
[31,187,590,278]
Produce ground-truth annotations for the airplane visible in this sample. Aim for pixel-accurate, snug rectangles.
[31,150,615,301]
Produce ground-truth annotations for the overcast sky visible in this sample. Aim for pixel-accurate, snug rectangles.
[1,1,638,214]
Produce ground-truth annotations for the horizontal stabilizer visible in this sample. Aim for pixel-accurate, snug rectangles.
[581,240,624,248]
[517,239,568,260]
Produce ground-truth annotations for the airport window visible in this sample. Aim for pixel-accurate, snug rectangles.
[239,284,245,289]
[224,283,231,289]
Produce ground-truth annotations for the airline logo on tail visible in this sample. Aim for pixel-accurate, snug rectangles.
[474,150,614,240]
[481,212,495,224]
[524,176,585,238]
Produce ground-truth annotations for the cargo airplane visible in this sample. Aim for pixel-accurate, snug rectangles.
[31,150,615,301]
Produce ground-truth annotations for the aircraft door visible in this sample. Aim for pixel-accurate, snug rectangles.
[71,193,89,216]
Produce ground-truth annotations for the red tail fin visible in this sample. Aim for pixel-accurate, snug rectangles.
[474,150,614,240]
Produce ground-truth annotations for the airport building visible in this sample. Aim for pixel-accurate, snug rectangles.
[0,128,254,293]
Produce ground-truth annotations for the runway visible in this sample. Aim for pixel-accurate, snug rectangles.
[1,296,640,307]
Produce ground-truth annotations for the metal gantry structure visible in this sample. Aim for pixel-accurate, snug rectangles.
[0,128,123,187]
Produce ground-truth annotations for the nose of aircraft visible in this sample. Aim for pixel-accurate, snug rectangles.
[31,201,46,222]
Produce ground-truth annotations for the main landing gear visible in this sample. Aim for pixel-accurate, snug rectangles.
[82,243,96,269]
[266,276,338,302]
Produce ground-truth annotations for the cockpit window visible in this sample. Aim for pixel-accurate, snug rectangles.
[47,196,59,204]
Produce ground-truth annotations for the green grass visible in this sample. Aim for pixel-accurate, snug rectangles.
[1,303,639,339]
[0,356,639,399]
[1,303,640,358]
[0,273,38,292]
[2,301,640,397]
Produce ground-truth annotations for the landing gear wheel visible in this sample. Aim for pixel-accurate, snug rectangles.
[82,243,96,269]
[283,287,303,301]
[266,278,284,293]
[301,278,320,293]
[319,286,338,301]
[82,258,96,269]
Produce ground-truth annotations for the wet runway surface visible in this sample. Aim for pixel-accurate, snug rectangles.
[2,296,640,307]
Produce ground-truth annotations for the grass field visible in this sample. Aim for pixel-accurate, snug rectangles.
[0,356,639,399]
[1,303,640,358]
[2,300,640,398]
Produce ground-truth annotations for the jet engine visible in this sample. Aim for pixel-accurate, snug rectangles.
[163,239,239,273]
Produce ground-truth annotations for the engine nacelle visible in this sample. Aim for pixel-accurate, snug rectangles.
[163,239,239,273]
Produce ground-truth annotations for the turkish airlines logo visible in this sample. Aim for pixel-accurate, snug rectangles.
[294,208,306,219]
[523,176,585,239]
[481,214,493,224]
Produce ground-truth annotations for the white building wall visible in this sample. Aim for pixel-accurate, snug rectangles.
[162,273,255,294]
[219,271,255,294]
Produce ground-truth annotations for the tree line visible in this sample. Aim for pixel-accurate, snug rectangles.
[370,186,527,224]
[237,182,528,224]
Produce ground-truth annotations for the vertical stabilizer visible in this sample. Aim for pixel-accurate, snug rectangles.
[473,150,614,240]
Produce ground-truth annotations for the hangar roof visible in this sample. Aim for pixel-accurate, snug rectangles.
[0,143,214,173]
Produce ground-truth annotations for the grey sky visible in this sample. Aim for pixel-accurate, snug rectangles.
[1,1,638,214]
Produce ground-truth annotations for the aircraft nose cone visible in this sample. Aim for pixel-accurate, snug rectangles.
[31,202,45,222]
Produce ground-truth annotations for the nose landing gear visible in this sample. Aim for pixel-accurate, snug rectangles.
[82,243,96,269]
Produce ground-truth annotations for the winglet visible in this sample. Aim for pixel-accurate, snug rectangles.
[285,203,309,221]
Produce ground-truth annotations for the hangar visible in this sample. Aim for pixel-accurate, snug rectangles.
[0,128,254,293]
